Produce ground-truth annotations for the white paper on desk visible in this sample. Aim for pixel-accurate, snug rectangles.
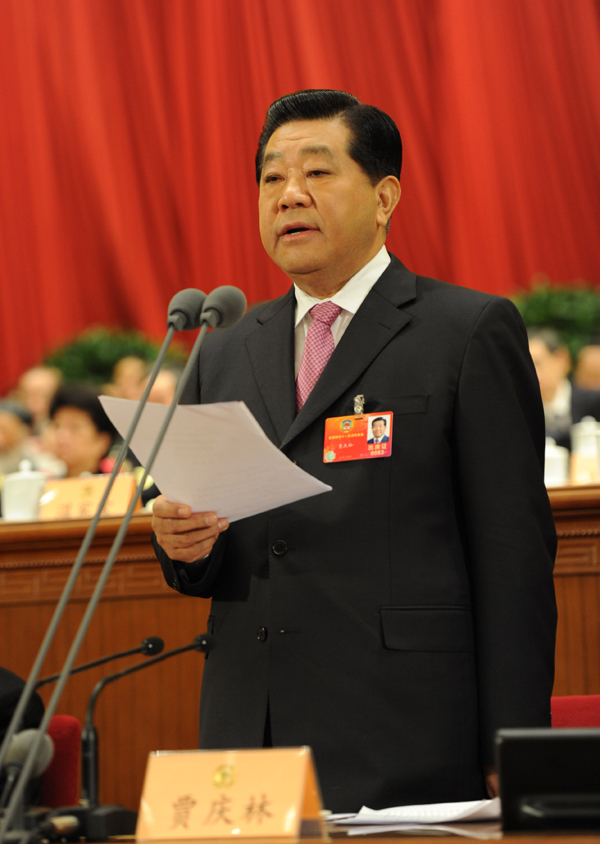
[346,822,501,839]
[338,797,501,825]
[100,397,331,522]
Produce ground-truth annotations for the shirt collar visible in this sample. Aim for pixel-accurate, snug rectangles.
[294,246,391,327]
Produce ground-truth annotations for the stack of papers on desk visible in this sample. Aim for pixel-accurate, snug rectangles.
[332,798,501,839]
[100,397,331,521]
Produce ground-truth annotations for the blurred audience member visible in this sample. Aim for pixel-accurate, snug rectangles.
[0,401,36,475]
[528,328,600,449]
[574,344,600,391]
[14,366,62,434]
[145,366,182,405]
[103,356,147,400]
[47,385,116,477]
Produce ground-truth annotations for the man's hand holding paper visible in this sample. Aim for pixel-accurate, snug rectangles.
[151,498,229,564]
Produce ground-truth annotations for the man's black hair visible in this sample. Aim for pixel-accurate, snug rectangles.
[49,384,115,440]
[372,416,387,426]
[527,327,566,354]
[255,89,402,186]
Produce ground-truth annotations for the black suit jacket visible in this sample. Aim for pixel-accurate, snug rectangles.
[154,255,557,812]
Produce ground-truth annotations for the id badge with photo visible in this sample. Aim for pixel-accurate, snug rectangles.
[323,411,393,463]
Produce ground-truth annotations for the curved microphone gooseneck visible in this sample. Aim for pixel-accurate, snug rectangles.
[35,637,164,689]
[81,634,213,807]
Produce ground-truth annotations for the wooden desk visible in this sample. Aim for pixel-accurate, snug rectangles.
[549,484,600,695]
[1,487,600,812]
[0,513,209,811]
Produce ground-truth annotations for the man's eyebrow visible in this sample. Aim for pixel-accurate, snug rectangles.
[262,151,283,166]
[298,144,336,159]
[262,145,337,168]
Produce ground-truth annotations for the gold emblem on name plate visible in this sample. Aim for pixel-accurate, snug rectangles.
[213,764,235,788]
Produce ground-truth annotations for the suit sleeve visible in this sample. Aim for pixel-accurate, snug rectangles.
[453,296,557,765]
[151,531,227,597]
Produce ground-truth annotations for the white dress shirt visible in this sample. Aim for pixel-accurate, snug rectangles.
[293,246,391,376]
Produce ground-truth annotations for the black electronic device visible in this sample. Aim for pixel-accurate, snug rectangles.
[497,727,600,831]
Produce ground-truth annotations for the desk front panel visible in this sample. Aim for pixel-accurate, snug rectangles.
[2,489,600,811]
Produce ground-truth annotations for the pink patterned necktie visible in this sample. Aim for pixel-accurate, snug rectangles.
[296,301,342,411]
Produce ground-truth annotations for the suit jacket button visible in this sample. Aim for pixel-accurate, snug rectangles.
[272,540,287,556]
[257,626,268,642]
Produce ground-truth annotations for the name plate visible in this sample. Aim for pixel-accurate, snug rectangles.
[39,473,139,520]
[136,746,327,841]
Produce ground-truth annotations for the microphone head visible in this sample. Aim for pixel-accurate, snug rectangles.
[167,288,207,331]
[141,636,164,656]
[201,286,247,328]
[193,634,214,654]
[4,729,54,778]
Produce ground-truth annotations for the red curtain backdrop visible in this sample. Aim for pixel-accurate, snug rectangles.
[0,0,599,395]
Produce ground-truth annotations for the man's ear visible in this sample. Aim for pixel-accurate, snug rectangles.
[375,176,401,229]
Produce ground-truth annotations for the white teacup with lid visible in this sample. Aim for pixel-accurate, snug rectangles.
[1,459,47,521]
[544,437,570,487]
[570,416,600,484]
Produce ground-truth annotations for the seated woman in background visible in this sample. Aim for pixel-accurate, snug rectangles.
[46,384,116,477]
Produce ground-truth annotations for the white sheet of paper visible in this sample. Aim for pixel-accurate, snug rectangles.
[337,798,500,825]
[346,822,501,839]
[100,397,331,522]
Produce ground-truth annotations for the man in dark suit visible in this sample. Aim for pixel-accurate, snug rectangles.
[152,90,557,812]
[367,416,389,443]
[528,328,600,450]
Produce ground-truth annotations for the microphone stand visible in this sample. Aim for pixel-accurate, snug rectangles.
[80,636,212,808]
[1,288,243,841]
[0,290,207,843]
[41,638,212,843]
[0,291,203,775]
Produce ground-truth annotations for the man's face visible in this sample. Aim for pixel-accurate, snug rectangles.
[371,420,386,439]
[258,119,389,293]
[575,346,600,390]
[528,338,571,403]
[18,368,60,419]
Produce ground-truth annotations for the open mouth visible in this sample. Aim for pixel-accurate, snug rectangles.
[281,226,316,236]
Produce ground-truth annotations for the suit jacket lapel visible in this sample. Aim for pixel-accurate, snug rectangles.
[281,256,417,449]
[245,289,296,445]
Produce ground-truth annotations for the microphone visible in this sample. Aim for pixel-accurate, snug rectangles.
[38,637,213,842]
[0,284,242,840]
[201,285,247,327]
[167,288,206,331]
[35,637,164,688]
[81,634,213,808]
[0,730,54,810]
[0,288,206,840]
